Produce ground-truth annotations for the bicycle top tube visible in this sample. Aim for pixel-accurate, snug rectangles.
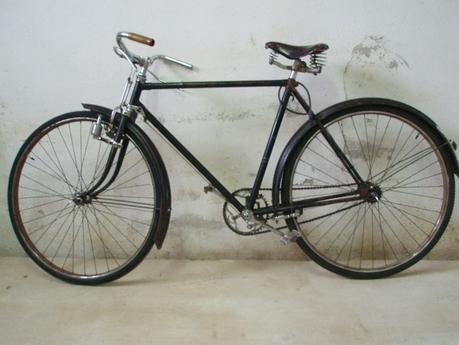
[114,31,329,88]
[141,79,289,90]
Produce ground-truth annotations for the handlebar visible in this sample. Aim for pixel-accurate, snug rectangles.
[150,55,193,70]
[115,31,193,74]
[117,32,155,47]
[116,31,149,65]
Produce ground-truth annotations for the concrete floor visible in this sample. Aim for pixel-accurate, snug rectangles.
[1,258,458,345]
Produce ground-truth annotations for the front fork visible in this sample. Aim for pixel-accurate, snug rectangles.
[82,109,133,198]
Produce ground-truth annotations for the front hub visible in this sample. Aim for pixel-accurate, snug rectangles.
[72,192,93,206]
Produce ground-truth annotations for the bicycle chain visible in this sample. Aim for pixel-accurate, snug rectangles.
[232,183,361,235]
[259,182,357,192]
[277,200,365,229]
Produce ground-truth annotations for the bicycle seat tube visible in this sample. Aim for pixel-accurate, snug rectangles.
[246,77,298,209]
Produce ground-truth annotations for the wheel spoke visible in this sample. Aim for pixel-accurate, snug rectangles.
[286,109,450,276]
[11,115,158,282]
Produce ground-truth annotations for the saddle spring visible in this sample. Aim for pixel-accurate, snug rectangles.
[309,52,327,72]
[268,51,278,65]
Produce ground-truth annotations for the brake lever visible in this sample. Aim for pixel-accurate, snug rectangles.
[146,69,167,84]
[146,69,188,94]
[113,46,124,58]
[113,46,137,70]
[146,55,194,90]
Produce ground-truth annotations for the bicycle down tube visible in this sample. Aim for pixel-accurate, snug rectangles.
[128,77,362,216]
[135,79,289,213]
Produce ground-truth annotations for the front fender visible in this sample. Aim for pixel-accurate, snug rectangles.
[81,103,172,249]
[82,103,112,117]
[271,98,459,206]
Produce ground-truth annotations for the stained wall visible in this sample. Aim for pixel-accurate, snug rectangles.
[1,0,458,258]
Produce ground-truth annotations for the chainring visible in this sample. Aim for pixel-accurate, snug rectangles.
[222,188,270,236]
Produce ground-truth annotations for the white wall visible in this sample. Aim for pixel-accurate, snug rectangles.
[1,0,458,258]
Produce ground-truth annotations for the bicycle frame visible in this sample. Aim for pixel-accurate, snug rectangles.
[101,75,363,218]
[11,30,459,283]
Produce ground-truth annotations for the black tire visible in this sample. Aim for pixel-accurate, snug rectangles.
[8,111,168,284]
[281,100,455,279]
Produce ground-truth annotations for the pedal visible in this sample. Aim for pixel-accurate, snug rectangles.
[246,212,301,245]
[279,230,301,245]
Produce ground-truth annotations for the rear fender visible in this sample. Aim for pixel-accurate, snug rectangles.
[271,98,459,206]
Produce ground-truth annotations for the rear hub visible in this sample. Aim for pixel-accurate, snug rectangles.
[359,182,382,203]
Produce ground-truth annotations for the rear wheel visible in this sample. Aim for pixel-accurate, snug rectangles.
[281,102,455,278]
[8,112,164,284]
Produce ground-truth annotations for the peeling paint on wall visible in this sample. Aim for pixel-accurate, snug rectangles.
[2,1,458,260]
[163,111,257,124]
[171,214,223,230]
[343,138,394,161]
[177,188,201,201]
[343,35,410,99]
[351,35,409,69]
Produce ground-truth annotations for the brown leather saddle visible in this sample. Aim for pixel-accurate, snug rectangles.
[265,41,329,59]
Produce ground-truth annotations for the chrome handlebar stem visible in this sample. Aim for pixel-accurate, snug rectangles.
[113,32,195,106]
[114,32,194,83]
[113,46,138,70]
[145,55,194,83]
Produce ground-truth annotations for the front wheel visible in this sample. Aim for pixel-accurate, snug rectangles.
[281,100,455,278]
[8,111,168,284]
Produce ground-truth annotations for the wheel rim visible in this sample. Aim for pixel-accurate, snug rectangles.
[289,111,450,273]
[11,116,158,279]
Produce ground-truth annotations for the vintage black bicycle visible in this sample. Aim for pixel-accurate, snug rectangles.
[8,32,458,284]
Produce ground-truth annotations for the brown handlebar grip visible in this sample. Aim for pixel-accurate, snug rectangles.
[127,32,155,46]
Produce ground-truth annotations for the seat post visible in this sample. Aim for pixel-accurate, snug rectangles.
[289,59,306,79]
